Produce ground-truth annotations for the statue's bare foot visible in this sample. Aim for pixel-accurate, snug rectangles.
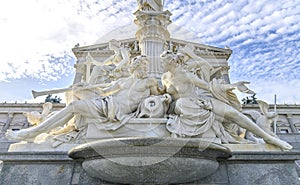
[5,130,34,142]
[264,137,293,150]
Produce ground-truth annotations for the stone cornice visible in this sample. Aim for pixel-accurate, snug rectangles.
[72,38,232,59]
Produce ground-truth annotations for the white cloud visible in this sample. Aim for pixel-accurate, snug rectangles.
[0,0,136,82]
[247,80,300,104]
[0,0,299,104]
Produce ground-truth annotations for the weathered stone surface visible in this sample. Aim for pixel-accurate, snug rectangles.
[296,160,300,178]
[0,163,74,185]
[0,150,299,185]
[0,152,73,185]
[193,163,229,184]
[226,150,300,185]
[83,157,219,184]
[69,138,232,184]
[227,163,299,185]
[0,140,15,152]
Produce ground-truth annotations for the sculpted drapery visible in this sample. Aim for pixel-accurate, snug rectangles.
[137,0,164,11]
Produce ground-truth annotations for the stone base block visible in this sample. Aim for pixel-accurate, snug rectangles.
[0,147,299,185]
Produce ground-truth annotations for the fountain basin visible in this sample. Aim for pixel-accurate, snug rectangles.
[68,137,232,184]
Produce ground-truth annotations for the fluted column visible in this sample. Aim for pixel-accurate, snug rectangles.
[134,10,171,78]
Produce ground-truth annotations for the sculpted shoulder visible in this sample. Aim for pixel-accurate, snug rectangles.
[147,77,158,86]
[162,72,171,80]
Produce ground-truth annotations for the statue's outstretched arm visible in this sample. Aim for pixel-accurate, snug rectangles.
[115,48,130,70]
[186,72,209,90]
[99,81,121,96]
[231,81,255,94]
[103,55,116,66]
[85,52,103,66]
[181,46,212,69]
[90,59,103,66]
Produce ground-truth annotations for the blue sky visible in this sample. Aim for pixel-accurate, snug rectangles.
[0,0,299,104]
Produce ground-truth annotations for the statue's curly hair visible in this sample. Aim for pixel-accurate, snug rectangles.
[129,55,149,74]
[160,50,185,66]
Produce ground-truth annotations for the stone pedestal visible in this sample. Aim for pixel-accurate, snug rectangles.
[68,138,231,184]
[1,144,299,185]
[0,139,15,152]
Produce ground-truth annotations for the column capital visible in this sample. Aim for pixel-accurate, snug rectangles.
[134,10,172,43]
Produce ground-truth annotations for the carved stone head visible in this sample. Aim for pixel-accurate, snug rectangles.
[129,55,149,78]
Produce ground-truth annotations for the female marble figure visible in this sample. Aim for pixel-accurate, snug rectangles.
[160,51,226,140]
[160,51,292,150]
[177,44,255,111]
[60,42,131,138]
[6,56,160,141]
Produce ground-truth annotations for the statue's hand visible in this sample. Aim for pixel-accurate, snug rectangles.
[163,94,172,104]
[233,81,256,94]
[5,130,34,142]
[5,130,15,140]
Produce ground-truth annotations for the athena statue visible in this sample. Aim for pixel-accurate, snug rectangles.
[137,0,164,11]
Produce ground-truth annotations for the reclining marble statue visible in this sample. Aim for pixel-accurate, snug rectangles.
[159,50,292,150]
[6,43,292,150]
[6,55,161,142]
